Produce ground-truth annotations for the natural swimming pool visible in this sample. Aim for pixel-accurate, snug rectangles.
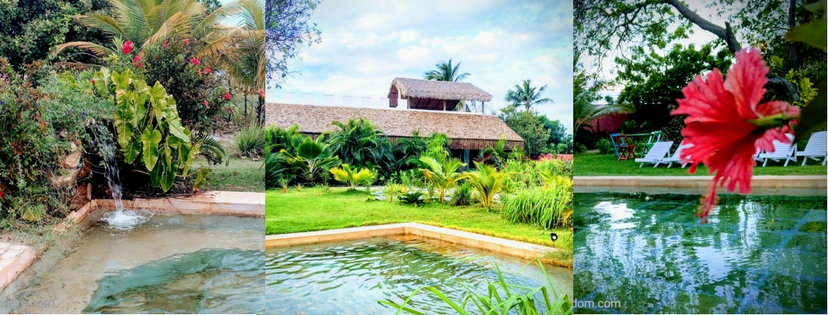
[0,212,264,314]
[266,235,572,314]
[574,192,827,314]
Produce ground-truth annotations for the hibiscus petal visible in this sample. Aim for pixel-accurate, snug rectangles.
[673,69,739,124]
[724,48,767,119]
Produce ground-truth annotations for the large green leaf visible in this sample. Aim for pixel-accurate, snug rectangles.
[786,20,827,53]
[149,82,168,121]
[113,106,134,149]
[166,111,190,142]
[122,139,142,164]
[92,68,111,96]
[193,168,212,190]
[141,128,162,171]
[111,68,131,90]
[160,160,177,192]
[181,142,200,177]
[794,79,827,144]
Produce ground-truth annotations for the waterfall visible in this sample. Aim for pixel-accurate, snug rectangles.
[95,125,148,230]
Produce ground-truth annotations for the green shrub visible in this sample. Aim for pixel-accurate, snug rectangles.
[595,138,614,154]
[450,182,473,206]
[399,190,425,206]
[502,176,573,229]
[236,126,266,158]
[330,164,375,190]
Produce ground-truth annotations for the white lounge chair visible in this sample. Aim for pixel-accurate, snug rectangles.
[796,131,827,166]
[634,141,674,167]
[661,142,690,168]
[756,134,796,167]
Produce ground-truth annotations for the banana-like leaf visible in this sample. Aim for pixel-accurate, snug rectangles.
[114,106,134,149]
[141,128,162,171]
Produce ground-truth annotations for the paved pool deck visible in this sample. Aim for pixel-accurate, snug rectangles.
[265,222,558,261]
[575,176,826,195]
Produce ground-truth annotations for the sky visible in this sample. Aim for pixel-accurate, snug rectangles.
[266,0,575,133]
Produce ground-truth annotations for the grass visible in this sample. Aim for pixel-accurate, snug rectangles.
[192,140,264,192]
[574,153,827,176]
[266,187,573,267]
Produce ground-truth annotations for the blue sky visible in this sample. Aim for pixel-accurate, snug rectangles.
[267,0,574,132]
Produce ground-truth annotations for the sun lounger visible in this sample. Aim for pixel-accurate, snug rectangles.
[796,131,827,166]
[661,142,689,168]
[756,134,796,167]
[634,141,674,167]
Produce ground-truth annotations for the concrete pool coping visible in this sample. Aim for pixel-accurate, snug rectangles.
[0,191,263,293]
[265,222,558,261]
[574,175,826,190]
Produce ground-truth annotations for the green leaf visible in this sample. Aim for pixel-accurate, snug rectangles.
[149,82,168,121]
[181,142,200,177]
[92,68,111,96]
[166,115,190,143]
[160,160,177,192]
[21,204,43,222]
[794,79,827,144]
[122,139,141,164]
[141,128,162,171]
[113,107,134,149]
[193,168,212,190]
[150,158,163,187]
[111,69,131,90]
[786,20,827,53]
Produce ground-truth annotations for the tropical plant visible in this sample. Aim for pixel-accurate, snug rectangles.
[595,138,613,155]
[196,134,228,165]
[326,118,393,174]
[236,125,266,158]
[505,79,553,111]
[418,156,465,203]
[97,68,209,192]
[379,261,573,315]
[450,182,473,206]
[398,190,425,206]
[284,137,340,182]
[329,164,375,191]
[53,0,230,58]
[424,59,469,82]
[460,162,508,209]
[383,182,406,203]
[502,185,572,229]
[480,138,509,168]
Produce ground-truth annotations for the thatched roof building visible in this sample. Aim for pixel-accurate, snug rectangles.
[266,103,523,150]
[388,77,493,112]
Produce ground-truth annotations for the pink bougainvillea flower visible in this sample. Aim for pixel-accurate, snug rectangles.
[224,93,232,100]
[122,40,133,54]
[197,68,202,75]
[259,89,265,96]
[190,58,200,66]
[672,48,800,222]
[132,55,142,68]
[184,38,190,45]
[203,100,209,108]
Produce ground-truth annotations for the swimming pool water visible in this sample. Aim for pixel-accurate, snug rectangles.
[574,192,826,314]
[266,236,572,314]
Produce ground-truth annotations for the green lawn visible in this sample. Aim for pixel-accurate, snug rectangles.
[192,140,264,192]
[266,187,572,267]
[575,153,827,176]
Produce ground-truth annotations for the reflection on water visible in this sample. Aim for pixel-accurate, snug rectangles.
[574,193,827,314]
[266,236,572,314]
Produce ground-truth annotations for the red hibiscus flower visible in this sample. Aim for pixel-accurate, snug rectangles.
[224,93,232,100]
[259,89,265,96]
[161,41,167,48]
[226,106,232,114]
[122,40,133,54]
[672,48,800,221]
[184,38,190,45]
[190,58,200,66]
[203,100,209,108]
[197,68,202,76]
[132,55,142,68]
[204,67,211,74]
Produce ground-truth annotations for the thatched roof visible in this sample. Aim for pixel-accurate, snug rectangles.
[266,103,523,150]
[388,78,493,102]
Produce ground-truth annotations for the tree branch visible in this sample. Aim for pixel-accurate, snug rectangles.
[664,0,742,53]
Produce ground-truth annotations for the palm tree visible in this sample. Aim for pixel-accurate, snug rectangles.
[459,162,507,208]
[286,137,341,182]
[573,96,636,134]
[505,79,553,111]
[424,59,470,82]
[326,118,390,170]
[418,156,466,203]
[53,0,231,58]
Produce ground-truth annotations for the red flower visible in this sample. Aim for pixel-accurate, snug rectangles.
[161,41,167,48]
[91,79,95,85]
[224,93,232,100]
[184,38,190,45]
[226,106,232,114]
[672,48,800,221]
[132,55,142,68]
[197,68,202,75]
[122,40,133,54]
[190,58,200,66]
[203,100,209,108]
[204,67,211,74]
[259,89,265,96]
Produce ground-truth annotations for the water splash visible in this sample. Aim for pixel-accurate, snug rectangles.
[95,125,147,230]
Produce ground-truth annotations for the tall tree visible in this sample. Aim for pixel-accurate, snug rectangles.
[499,106,550,157]
[266,0,322,87]
[504,79,553,111]
[424,59,470,82]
